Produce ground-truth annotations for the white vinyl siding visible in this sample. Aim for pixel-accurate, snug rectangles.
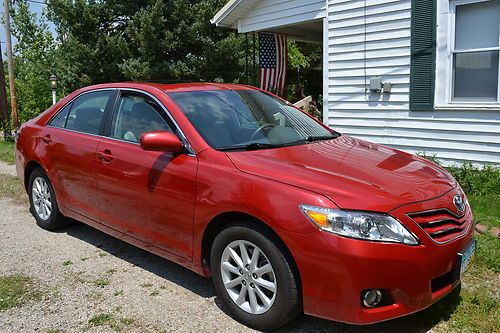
[327,0,500,165]
[238,0,326,33]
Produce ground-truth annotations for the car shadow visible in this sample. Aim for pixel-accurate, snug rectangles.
[57,221,462,332]
[57,221,215,299]
[276,286,462,333]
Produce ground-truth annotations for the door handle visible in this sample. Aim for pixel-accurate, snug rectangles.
[97,149,115,162]
[41,134,52,144]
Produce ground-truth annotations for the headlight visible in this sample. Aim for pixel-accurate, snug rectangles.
[300,205,419,245]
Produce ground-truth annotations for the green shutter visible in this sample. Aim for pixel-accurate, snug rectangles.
[410,0,436,110]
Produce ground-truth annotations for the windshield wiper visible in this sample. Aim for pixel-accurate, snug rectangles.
[306,134,339,142]
[217,142,281,152]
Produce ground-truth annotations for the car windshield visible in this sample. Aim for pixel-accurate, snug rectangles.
[168,89,339,150]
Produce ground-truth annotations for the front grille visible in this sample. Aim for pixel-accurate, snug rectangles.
[407,208,470,244]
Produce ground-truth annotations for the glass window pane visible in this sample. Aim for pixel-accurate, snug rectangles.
[455,1,500,50]
[49,103,72,128]
[453,51,499,101]
[169,90,335,149]
[110,94,171,143]
[65,91,112,135]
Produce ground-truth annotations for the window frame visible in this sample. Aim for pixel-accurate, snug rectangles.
[107,91,174,143]
[47,87,195,155]
[449,0,500,104]
[102,88,195,155]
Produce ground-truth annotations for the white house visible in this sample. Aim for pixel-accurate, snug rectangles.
[212,0,500,166]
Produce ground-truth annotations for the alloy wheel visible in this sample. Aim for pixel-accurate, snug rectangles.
[220,240,277,315]
[32,176,52,221]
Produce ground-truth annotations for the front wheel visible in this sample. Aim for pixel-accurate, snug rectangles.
[28,167,68,230]
[210,222,301,331]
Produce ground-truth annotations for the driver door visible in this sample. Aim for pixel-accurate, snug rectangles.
[95,90,197,260]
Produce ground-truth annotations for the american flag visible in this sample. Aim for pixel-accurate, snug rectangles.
[259,33,287,96]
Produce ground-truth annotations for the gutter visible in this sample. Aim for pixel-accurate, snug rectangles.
[210,0,242,26]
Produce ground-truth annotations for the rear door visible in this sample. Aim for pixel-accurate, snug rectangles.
[43,89,116,221]
[95,90,198,260]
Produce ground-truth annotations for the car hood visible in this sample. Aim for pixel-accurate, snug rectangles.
[226,135,457,212]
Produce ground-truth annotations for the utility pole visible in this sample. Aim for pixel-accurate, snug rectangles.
[4,0,18,129]
[0,41,10,140]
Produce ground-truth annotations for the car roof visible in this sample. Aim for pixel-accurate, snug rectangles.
[84,82,259,93]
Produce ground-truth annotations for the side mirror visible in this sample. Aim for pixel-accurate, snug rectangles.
[140,131,184,153]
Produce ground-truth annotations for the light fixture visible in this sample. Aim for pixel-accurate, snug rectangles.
[49,74,58,90]
[49,74,58,105]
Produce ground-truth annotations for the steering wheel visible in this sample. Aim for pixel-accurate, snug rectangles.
[249,124,275,141]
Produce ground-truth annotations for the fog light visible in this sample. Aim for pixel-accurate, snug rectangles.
[362,289,382,308]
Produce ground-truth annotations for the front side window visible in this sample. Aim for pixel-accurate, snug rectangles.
[64,91,113,135]
[452,0,500,102]
[169,89,338,150]
[110,92,172,143]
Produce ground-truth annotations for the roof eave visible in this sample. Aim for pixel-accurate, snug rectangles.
[210,0,242,27]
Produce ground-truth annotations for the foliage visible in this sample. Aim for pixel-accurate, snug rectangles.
[0,138,15,164]
[285,41,323,115]
[10,0,56,124]
[288,41,309,71]
[7,0,328,123]
[447,164,500,197]
[45,0,246,92]
[7,0,249,123]
[417,152,500,197]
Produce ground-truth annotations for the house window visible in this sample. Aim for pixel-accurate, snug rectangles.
[452,0,500,103]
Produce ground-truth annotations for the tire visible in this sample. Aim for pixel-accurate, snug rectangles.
[28,167,68,230]
[210,221,301,331]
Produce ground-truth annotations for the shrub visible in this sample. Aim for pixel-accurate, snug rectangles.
[447,164,500,197]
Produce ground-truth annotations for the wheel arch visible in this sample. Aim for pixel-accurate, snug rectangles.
[24,160,45,191]
[201,211,302,293]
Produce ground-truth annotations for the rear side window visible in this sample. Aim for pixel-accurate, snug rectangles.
[53,90,113,135]
[49,103,72,128]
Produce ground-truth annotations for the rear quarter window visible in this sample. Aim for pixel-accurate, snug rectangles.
[49,103,72,128]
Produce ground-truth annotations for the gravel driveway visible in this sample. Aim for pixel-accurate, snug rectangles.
[0,163,451,332]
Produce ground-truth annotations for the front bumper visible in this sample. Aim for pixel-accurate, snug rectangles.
[278,190,475,325]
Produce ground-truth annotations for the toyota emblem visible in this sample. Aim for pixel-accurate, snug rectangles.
[453,195,465,213]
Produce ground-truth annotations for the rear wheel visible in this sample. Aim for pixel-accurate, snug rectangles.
[28,167,68,230]
[211,222,300,331]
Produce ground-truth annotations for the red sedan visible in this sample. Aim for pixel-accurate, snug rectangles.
[15,82,475,330]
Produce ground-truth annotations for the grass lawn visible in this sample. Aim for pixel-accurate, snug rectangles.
[0,138,15,165]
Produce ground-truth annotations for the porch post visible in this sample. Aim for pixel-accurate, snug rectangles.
[245,33,249,84]
[322,16,329,124]
[253,32,257,86]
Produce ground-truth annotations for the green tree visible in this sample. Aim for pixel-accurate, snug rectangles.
[10,0,55,123]
[286,41,322,112]
[46,0,246,90]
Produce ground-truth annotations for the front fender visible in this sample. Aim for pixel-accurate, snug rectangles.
[192,150,336,273]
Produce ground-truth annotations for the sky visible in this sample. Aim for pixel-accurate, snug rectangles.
[0,1,57,48]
